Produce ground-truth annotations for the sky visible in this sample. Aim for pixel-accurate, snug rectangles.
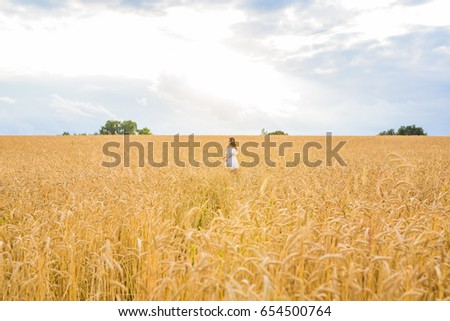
[0,0,449,135]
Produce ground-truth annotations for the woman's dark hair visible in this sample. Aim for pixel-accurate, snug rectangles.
[229,137,237,149]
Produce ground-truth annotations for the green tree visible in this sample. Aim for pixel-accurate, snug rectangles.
[62,131,70,136]
[379,129,396,135]
[261,128,268,135]
[99,120,151,135]
[378,125,427,136]
[99,120,122,135]
[267,130,288,135]
[397,124,427,136]
[120,120,138,135]
[137,127,152,135]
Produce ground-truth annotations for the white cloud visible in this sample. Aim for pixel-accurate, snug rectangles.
[349,0,450,41]
[0,6,245,79]
[336,0,397,11]
[50,94,117,120]
[136,97,148,106]
[1,0,449,135]
[148,64,307,120]
[0,96,16,104]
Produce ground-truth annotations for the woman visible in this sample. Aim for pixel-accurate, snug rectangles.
[224,137,239,172]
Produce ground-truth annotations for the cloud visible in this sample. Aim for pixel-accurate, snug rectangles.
[281,26,450,94]
[240,0,308,12]
[11,0,63,8]
[136,97,148,106]
[398,0,434,6]
[0,96,16,104]
[51,94,117,120]
[1,0,450,135]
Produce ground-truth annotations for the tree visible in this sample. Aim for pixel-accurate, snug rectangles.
[137,127,152,135]
[99,120,122,135]
[99,120,152,135]
[267,130,288,135]
[120,120,138,135]
[379,129,396,135]
[397,124,427,136]
[261,129,288,135]
[378,124,427,136]
[62,131,70,136]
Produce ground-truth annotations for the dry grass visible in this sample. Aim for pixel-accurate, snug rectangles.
[0,135,449,300]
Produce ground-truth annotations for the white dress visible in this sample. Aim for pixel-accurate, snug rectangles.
[230,147,239,169]
[226,146,239,169]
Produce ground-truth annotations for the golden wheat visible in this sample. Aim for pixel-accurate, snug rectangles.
[0,135,448,300]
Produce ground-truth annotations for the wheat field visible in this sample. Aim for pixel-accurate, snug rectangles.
[0,135,448,300]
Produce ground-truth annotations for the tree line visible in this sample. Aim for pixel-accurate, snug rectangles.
[62,120,152,135]
[261,128,288,135]
[62,122,427,136]
[379,124,427,136]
